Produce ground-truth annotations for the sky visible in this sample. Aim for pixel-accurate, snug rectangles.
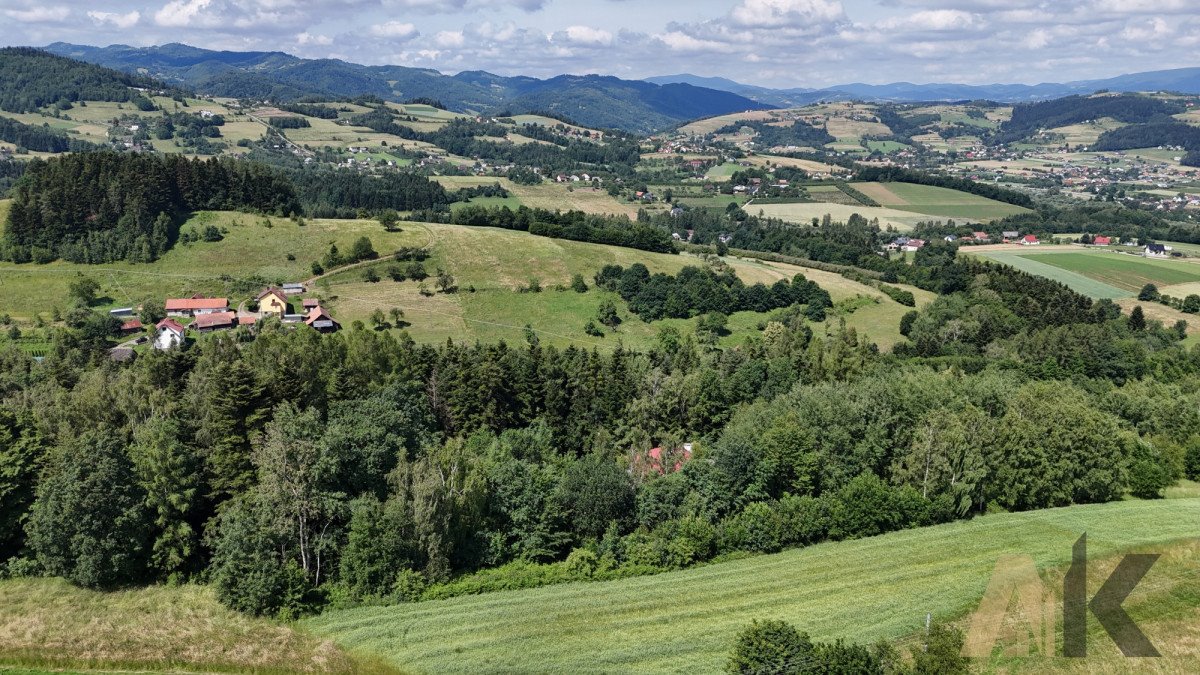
[1,0,1197,88]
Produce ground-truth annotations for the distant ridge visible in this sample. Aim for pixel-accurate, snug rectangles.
[647,67,1200,106]
[42,42,770,133]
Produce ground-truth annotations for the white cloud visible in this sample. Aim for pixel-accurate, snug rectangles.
[369,21,419,39]
[87,10,141,28]
[561,25,613,46]
[729,0,844,28]
[296,31,332,46]
[435,30,465,47]
[154,0,214,27]
[4,6,70,22]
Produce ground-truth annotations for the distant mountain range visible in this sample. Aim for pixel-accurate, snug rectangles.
[646,69,1200,107]
[42,43,768,133]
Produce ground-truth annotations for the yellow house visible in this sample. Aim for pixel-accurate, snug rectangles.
[257,288,289,318]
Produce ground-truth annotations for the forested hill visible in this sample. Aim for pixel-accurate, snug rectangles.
[0,47,170,113]
[993,93,1186,144]
[42,43,770,133]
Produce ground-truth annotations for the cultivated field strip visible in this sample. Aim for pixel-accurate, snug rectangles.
[307,499,1200,673]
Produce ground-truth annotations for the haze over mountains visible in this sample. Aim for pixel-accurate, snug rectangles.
[647,69,1200,108]
[42,42,1200,133]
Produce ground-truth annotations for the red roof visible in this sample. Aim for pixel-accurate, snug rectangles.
[256,287,288,303]
[1022,235,1039,243]
[193,311,237,329]
[165,297,228,311]
[1093,236,1111,245]
[156,318,185,333]
[120,319,143,331]
[633,445,694,476]
[972,231,989,239]
[302,298,321,309]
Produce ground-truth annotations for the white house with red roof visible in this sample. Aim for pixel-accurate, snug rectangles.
[154,319,186,350]
[1092,236,1112,246]
[1021,235,1040,246]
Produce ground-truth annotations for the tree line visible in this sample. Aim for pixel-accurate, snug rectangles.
[0,48,170,113]
[410,204,675,254]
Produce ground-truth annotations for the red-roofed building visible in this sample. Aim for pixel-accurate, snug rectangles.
[972,231,990,242]
[1021,235,1040,246]
[256,288,290,318]
[631,443,694,477]
[165,297,228,316]
[119,318,143,335]
[304,306,340,333]
[1093,236,1112,246]
[302,298,321,310]
[193,311,237,332]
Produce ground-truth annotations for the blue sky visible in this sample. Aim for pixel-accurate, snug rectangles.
[1,0,1197,87]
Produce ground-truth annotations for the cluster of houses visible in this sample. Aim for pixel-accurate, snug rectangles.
[110,285,342,356]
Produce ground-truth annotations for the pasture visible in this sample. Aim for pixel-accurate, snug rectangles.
[854,181,1032,221]
[753,201,928,232]
[968,250,1130,299]
[0,210,923,351]
[306,499,1200,674]
[1028,251,1200,292]
[0,578,392,674]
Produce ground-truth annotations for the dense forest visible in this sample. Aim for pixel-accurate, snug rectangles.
[1,228,1196,620]
[714,119,836,148]
[1092,121,1200,152]
[0,152,454,261]
[1,152,298,263]
[0,48,168,113]
[994,94,1185,144]
[0,117,97,153]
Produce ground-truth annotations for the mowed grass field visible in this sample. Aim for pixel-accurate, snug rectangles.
[853,181,1032,221]
[753,201,929,232]
[971,248,1200,299]
[0,578,394,674]
[306,499,1200,674]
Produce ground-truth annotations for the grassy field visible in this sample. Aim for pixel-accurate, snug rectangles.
[854,182,1032,221]
[306,499,1200,674]
[1025,252,1200,293]
[0,208,922,351]
[969,250,1131,299]
[0,578,393,674]
[753,201,928,232]
[504,183,640,218]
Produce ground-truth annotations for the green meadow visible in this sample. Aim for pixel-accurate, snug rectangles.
[0,208,925,351]
[306,499,1200,674]
[972,249,1200,298]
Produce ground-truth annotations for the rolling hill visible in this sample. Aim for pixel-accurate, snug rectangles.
[305,498,1200,673]
[41,43,770,133]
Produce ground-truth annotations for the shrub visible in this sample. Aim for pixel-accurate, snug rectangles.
[726,619,812,674]
[570,273,588,293]
[776,494,830,547]
[723,501,783,553]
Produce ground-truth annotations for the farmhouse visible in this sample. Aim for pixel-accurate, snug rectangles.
[902,239,926,252]
[257,288,290,318]
[1021,235,1040,246]
[193,311,237,332]
[304,306,340,333]
[165,297,229,317]
[154,319,185,350]
[1093,236,1112,246]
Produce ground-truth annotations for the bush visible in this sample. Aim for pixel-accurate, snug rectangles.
[722,501,783,553]
[1128,443,1172,499]
[776,494,830,547]
[391,568,428,602]
[726,619,812,674]
[570,273,588,293]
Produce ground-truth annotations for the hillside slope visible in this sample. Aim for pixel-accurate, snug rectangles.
[306,498,1200,673]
